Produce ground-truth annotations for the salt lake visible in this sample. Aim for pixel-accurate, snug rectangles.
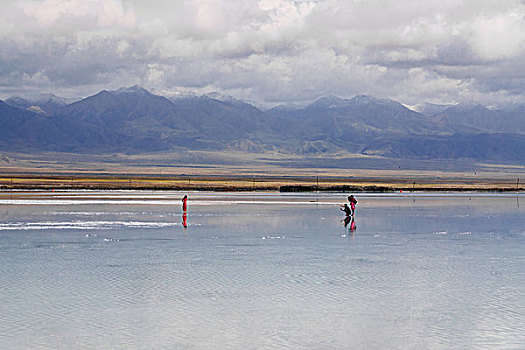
[0,191,524,349]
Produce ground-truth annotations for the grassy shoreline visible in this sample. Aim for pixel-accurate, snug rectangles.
[0,174,523,192]
[1,151,524,192]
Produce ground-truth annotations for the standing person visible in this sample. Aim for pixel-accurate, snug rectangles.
[348,195,357,216]
[182,195,188,212]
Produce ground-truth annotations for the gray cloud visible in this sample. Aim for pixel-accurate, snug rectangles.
[1,0,525,107]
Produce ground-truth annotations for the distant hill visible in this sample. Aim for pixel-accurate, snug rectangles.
[53,86,195,151]
[2,87,525,164]
[0,100,67,151]
[6,93,77,116]
[431,103,525,134]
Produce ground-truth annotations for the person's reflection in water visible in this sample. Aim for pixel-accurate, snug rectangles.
[349,216,356,231]
[341,215,356,240]
[182,212,188,228]
[343,215,356,231]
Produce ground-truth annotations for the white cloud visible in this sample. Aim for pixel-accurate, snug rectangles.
[18,0,135,27]
[1,0,525,106]
[469,8,525,61]
[145,63,165,86]
[21,70,52,85]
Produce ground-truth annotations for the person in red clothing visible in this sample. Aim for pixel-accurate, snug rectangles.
[348,195,357,216]
[182,195,188,212]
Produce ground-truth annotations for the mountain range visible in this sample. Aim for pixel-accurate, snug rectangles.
[2,86,525,165]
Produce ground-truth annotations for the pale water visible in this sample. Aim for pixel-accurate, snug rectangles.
[0,191,524,349]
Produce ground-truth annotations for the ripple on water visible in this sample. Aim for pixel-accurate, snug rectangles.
[0,221,180,231]
[0,193,524,349]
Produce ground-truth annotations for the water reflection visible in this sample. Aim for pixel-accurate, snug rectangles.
[342,215,356,231]
[0,192,524,349]
[182,212,188,228]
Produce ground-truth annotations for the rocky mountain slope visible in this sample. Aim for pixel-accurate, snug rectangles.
[2,86,525,164]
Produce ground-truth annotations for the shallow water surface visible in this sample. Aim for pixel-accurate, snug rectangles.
[0,191,524,349]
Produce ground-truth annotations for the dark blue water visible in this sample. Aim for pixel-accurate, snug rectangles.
[0,191,524,349]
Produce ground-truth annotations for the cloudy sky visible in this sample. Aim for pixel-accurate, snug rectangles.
[1,0,525,107]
